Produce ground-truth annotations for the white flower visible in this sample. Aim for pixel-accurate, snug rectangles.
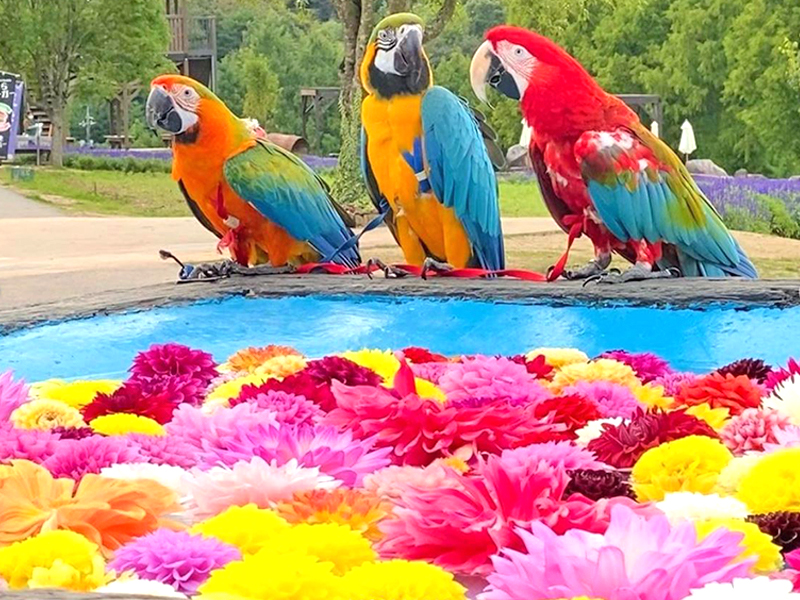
[715,454,764,496]
[95,578,188,598]
[684,577,800,599]
[764,374,800,425]
[574,417,625,447]
[100,462,194,493]
[656,492,749,523]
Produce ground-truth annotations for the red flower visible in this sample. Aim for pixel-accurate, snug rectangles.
[234,372,335,412]
[717,358,772,383]
[765,358,800,392]
[399,347,449,364]
[81,381,179,424]
[533,394,601,439]
[301,356,382,387]
[510,354,554,380]
[675,372,763,416]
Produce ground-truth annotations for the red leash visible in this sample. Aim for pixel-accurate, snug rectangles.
[295,262,549,281]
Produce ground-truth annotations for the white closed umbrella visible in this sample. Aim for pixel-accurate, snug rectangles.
[679,119,696,161]
[650,121,660,138]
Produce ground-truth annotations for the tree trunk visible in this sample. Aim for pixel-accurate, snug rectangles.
[50,102,65,168]
[388,0,411,13]
[425,0,458,41]
[121,85,131,149]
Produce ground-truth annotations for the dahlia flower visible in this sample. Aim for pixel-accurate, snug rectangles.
[479,505,753,600]
[684,577,800,600]
[191,504,291,555]
[695,518,783,574]
[656,492,749,523]
[30,378,120,409]
[341,348,401,381]
[737,449,800,513]
[342,559,466,600]
[96,578,188,597]
[108,529,241,594]
[715,454,764,496]
[186,457,339,519]
[90,413,165,436]
[565,469,634,501]
[235,371,336,411]
[652,371,698,397]
[411,361,452,384]
[532,394,601,435]
[51,426,94,439]
[764,375,800,425]
[550,359,640,393]
[765,358,800,392]
[239,390,323,426]
[685,403,731,430]
[0,371,29,421]
[82,381,179,424]
[631,435,733,501]
[302,356,383,388]
[0,423,59,464]
[718,358,773,383]
[526,348,589,369]
[630,383,673,410]
[749,512,800,553]
[720,408,791,454]
[268,523,376,574]
[11,398,85,430]
[363,461,464,501]
[675,372,762,416]
[398,346,449,363]
[129,342,217,387]
[224,345,301,372]
[765,425,800,452]
[510,353,555,379]
[574,418,625,447]
[206,372,269,403]
[100,463,194,501]
[0,530,107,591]
[598,350,673,383]
[497,441,604,472]
[438,356,552,403]
[43,435,141,480]
[125,433,198,468]
[255,354,307,379]
[563,380,643,418]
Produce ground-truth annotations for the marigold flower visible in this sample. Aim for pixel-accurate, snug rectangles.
[526,347,588,369]
[550,359,640,393]
[30,379,120,409]
[90,414,165,436]
[696,518,783,574]
[341,559,466,600]
[191,504,291,555]
[737,449,800,513]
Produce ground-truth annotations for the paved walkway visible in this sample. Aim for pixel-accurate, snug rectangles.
[0,187,559,310]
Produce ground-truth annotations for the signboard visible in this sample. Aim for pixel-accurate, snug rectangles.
[0,72,22,161]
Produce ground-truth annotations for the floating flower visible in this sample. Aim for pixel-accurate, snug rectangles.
[0,423,59,464]
[100,463,194,500]
[720,408,791,454]
[510,353,555,379]
[685,403,731,430]
[341,559,466,600]
[411,361,452,385]
[765,359,800,392]
[186,457,339,520]
[302,356,383,388]
[564,469,633,501]
[90,413,165,436]
[598,350,673,383]
[206,372,269,403]
[737,449,800,513]
[30,378,120,410]
[255,354,307,379]
[480,505,752,600]
[82,381,179,425]
[563,380,643,418]
[224,345,301,372]
[107,529,241,594]
[550,359,640,393]
[765,375,800,425]
[684,577,800,600]
[653,371,698,397]
[696,518,783,573]
[0,530,106,591]
[631,435,733,501]
[11,398,85,431]
[43,435,141,480]
[532,394,601,436]
[96,577,188,597]
[51,426,94,439]
[631,383,673,410]
[439,356,551,403]
[527,348,588,369]
[398,347,449,364]
[363,461,463,501]
[239,390,323,426]
[129,343,217,387]
[765,425,800,452]
[749,512,800,553]
[574,417,625,447]
[341,349,401,381]
[236,371,336,412]
[269,523,376,574]
[587,409,717,468]
[275,489,390,541]
[414,377,447,402]
[191,504,290,555]
[715,454,764,496]
[718,358,773,383]
[656,492,749,523]
[498,441,605,472]
[0,371,30,421]
[126,433,198,469]
[675,372,762,416]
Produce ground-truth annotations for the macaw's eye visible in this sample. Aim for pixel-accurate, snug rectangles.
[514,47,524,57]
[183,89,192,97]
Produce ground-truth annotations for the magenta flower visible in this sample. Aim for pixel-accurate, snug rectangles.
[0,371,29,422]
[0,423,59,464]
[239,390,323,426]
[497,442,605,472]
[108,529,240,594]
[481,505,753,600]
[765,358,800,392]
[599,350,673,383]
[126,433,199,469]
[564,380,645,418]
[410,361,452,385]
[301,356,382,388]
[129,343,217,387]
[43,435,141,480]
[720,408,791,454]
[438,356,552,404]
[652,371,699,397]
[51,426,95,440]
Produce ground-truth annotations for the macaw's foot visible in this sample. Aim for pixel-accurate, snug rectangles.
[232,263,295,277]
[177,259,238,282]
[558,253,612,281]
[583,263,681,286]
[421,258,454,280]
[365,258,414,279]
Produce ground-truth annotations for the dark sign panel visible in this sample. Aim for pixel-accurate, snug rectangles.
[0,72,22,161]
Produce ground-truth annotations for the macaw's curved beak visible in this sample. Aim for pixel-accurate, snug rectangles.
[470,40,520,103]
[395,26,424,78]
[146,86,183,133]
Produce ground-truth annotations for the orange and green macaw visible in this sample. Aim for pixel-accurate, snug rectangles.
[146,74,360,269]
[360,13,506,272]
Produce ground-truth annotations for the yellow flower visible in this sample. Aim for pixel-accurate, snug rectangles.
[266,523,376,575]
[255,355,307,379]
[10,399,85,430]
[341,349,400,382]
[414,378,446,402]
[31,379,121,409]
[199,551,345,600]
[737,449,800,513]
[0,530,107,590]
[685,403,731,430]
[695,518,783,574]
[632,384,673,410]
[632,435,733,502]
[195,594,253,600]
[89,414,165,436]
[206,373,268,402]
[550,359,640,393]
[715,454,763,496]
[191,504,291,555]
[341,559,466,600]
[526,347,589,369]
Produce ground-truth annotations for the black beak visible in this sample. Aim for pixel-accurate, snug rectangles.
[395,27,424,78]
[146,86,183,133]
[487,53,520,101]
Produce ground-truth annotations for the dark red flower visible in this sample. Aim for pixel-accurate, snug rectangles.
[81,381,179,424]
[400,347,449,364]
[717,358,772,383]
[587,408,718,468]
[510,354,554,380]
[533,394,601,439]
[675,372,763,416]
[51,426,94,440]
[234,372,336,412]
[129,343,218,387]
[301,356,382,387]
[564,469,634,501]
[749,512,800,553]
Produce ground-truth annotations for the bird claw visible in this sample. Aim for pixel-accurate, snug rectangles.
[583,265,681,286]
[562,256,614,281]
[366,258,412,279]
[421,258,453,280]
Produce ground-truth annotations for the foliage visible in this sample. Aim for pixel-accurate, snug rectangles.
[62,155,172,174]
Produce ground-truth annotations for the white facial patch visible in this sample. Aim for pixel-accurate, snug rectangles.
[374,47,400,75]
[173,105,198,134]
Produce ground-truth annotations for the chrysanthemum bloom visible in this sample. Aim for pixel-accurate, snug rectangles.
[267,523,376,575]
[30,378,120,410]
[720,408,791,454]
[275,489,390,541]
[186,457,339,520]
[235,371,336,412]
[205,372,270,403]
[532,394,602,437]
[301,356,383,390]
[509,354,555,380]
[695,518,783,574]
[479,505,753,600]
[718,358,773,383]
[675,372,763,416]
[765,425,800,452]
[11,398,85,431]
[764,375,800,425]
[341,349,401,381]
[765,359,800,392]
[715,454,763,497]
[439,356,552,404]
[587,408,718,469]
[191,504,291,555]
[563,381,644,418]
[224,345,301,372]
[125,433,198,469]
[565,469,634,501]
[90,413,165,436]
[239,390,323,426]
[0,460,179,555]
[685,403,731,430]
[82,381,179,425]
[683,577,800,600]
[342,559,466,600]
[631,435,733,501]
[598,350,673,383]
[652,371,698,397]
[550,359,641,393]
[526,348,589,369]
[656,492,749,524]
[129,343,218,387]
[198,550,345,600]
[107,529,240,594]
[398,347,449,363]
[96,577,188,598]
[100,463,194,502]
[255,354,307,380]
[0,530,107,591]
[497,442,605,472]
[51,426,94,440]
[0,371,30,422]
[748,512,800,553]
[43,435,141,480]
[0,423,59,464]
[630,383,674,410]
[737,449,800,513]
[574,418,625,447]
[411,361,453,385]
[362,461,464,501]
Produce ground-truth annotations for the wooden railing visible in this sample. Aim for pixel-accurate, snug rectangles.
[166,14,216,56]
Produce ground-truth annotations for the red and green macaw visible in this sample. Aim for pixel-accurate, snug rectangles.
[360,13,506,273]
[146,74,359,269]
[470,27,758,283]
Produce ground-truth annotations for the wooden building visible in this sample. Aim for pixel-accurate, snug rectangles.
[165,0,218,91]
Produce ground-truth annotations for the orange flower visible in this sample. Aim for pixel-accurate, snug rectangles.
[675,373,762,416]
[225,346,301,372]
[0,460,180,556]
[275,489,390,542]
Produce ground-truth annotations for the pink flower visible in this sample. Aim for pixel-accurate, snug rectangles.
[496,442,604,472]
[764,425,800,452]
[652,371,699,397]
[364,462,464,500]
[480,505,753,600]
[126,433,199,469]
[765,358,800,392]
[0,371,29,422]
[239,390,323,426]
[0,423,59,464]
[564,381,645,418]
[410,361,452,385]
[130,343,217,387]
[439,356,552,404]
[720,408,791,454]
[599,350,673,383]
[43,435,141,480]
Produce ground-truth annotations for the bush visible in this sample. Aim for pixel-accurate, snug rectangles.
[721,194,800,240]
[62,154,171,173]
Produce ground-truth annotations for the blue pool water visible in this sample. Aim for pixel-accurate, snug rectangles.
[1,294,798,381]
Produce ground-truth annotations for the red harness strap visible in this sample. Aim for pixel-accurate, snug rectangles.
[546,215,584,282]
[295,262,548,281]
